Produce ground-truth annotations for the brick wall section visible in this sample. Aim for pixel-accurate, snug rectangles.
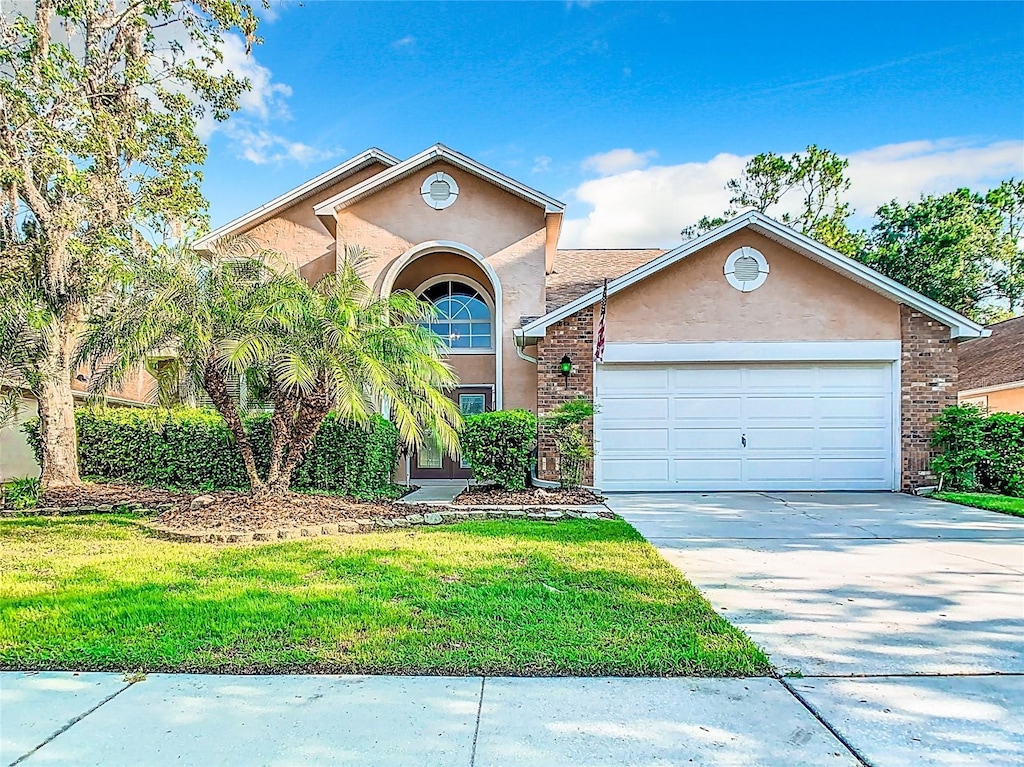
[901,305,958,491]
[536,306,595,484]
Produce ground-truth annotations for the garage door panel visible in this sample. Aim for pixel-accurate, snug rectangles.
[744,396,816,420]
[673,427,742,451]
[672,458,742,481]
[819,426,890,450]
[744,427,816,451]
[601,396,669,421]
[601,428,670,452]
[600,367,669,393]
[601,458,669,483]
[596,361,895,491]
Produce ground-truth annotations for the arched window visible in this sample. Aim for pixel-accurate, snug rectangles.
[419,279,493,350]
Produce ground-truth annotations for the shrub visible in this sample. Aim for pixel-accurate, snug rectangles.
[930,405,987,491]
[23,407,400,499]
[460,409,537,490]
[541,397,595,489]
[931,405,1024,497]
[1,476,40,510]
[980,412,1024,497]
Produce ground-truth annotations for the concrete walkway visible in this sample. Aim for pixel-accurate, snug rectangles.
[606,491,1024,767]
[2,672,859,766]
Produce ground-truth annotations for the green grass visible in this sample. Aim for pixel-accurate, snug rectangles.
[935,491,1024,518]
[0,515,769,676]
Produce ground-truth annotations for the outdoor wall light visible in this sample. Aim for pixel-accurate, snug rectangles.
[559,354,573,387]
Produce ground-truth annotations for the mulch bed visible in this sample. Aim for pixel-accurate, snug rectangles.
[157,492,433,532]
[454,485,603,506]
[42,483,186,509]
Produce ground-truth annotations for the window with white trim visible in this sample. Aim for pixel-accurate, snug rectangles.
[420,280,493,350]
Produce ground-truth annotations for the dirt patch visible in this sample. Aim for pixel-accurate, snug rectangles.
[454,485,602,506]
[157,492,434,532]
[43,483,186,509]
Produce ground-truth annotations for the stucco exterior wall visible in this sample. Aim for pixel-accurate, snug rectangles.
[242,163,386,282]
[959,386,1024,413]
[332,162,548,412]
[603,231,901,343]
[0,397,40,480]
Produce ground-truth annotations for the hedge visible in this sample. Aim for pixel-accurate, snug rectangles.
[460,409,537,490]
[23,407,400,498]
[931,405,1024,496]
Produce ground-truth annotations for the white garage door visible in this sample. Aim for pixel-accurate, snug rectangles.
[595,362,896,492]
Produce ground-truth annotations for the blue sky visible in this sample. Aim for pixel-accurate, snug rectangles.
[202,1,1024,247]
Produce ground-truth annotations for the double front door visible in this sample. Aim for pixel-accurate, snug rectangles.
[412,386,492,479]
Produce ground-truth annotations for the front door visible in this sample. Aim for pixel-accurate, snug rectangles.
[412,387,493,480]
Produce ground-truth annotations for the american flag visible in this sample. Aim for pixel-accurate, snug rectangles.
[595,278,608,362]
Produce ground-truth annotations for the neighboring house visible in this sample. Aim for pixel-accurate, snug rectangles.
[196,144,988,493]
[958,315,1024,413]
[0,367,155,481]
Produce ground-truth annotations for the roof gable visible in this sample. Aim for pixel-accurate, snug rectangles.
[959,315,1024,391]
[312,144,566,220]
[519,212,988,342]
[194,148,399,252]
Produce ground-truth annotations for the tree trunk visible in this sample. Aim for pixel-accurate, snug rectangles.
[202,361,267,497]
[264,383,297,489]
[36,319,81,490]
[266,388,331,496]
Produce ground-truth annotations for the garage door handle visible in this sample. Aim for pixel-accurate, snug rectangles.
[741,434,747,448]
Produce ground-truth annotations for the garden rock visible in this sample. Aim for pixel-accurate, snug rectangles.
[544,511,564,520]
[189,495,215,511]
[423,513,443,525]
[405,514,424,524]
[582,512,600,520]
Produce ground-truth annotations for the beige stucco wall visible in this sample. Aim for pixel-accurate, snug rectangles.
[603,231,901,343]
[960,386,1024,413]
[330,162,548,412]
[0,397,40,480]
[243,163,387,281]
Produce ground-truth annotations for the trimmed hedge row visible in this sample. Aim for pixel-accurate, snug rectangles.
[23,407,400,498]
[931,405,1024,496]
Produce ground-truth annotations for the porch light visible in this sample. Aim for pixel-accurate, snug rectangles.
[559,354,573,386]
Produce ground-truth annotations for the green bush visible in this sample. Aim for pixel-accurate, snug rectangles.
[980,412,1024,497]
[460,409,537,490]
[930,405,987,491]
[541,397,596,489]
[1,477,40,510]
[931,405,1024,497]
[23,407,400,499]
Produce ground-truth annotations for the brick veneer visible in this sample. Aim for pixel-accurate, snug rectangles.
[535,306,595,484]
[900,305,958,492]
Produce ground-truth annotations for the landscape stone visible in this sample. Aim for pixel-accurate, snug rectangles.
[423,512,443,525]
[467,510,487,519]
[405,514,424,524]
[581,512,600,519]
[487,509,507,518]
[189,495,215,511]
[337,521,360,533]
[527,512,545,519]
[379,519,396,528]
[252,531,275,542]
[506,510,526,518]
[277,528,295,540]
[544,511,564,520]
[299,525,321,537]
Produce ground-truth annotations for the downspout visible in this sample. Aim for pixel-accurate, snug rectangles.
[513,329,537,364]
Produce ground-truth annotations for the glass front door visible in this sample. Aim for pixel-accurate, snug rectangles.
[412,387,492,479]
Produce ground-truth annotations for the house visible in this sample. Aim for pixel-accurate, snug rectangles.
[197,144,988,493]
[958,315,1024,413]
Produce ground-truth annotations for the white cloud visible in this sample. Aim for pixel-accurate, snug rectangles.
[392,35,416,48]
[581,148,658,176]
[532,155,552,174]
[224,124,341,166]
[560,139,1024,248]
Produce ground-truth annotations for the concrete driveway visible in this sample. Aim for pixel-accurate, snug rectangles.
[606,491,1024,766]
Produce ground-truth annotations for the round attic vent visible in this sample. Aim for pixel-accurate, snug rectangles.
[724,247,769,292]
[420,172,459,210]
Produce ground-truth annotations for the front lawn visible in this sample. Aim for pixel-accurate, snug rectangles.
[0,515,769,676]
[935,491,1024,518]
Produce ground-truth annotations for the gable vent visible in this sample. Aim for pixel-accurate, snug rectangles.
[429,179,451,201]
[733,255,760,282]
[421,172,460,209]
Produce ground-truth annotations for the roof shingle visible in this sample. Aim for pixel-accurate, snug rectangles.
[545,249,666,313]
[958,315,1024,391]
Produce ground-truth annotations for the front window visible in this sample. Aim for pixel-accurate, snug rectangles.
[420,280,492,350]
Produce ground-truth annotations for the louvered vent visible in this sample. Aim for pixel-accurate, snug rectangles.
[429,179,451,201]
[733,255,760,282]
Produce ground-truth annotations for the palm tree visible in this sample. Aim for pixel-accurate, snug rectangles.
[82,240,461,497]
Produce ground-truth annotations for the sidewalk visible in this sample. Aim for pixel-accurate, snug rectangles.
[2,672,858,767]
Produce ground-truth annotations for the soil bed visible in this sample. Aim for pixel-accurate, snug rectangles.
[454,485,602,506]
[43,483,186,509]
[157,492,434,532]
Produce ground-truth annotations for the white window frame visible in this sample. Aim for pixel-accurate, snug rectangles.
[415,274,496,354]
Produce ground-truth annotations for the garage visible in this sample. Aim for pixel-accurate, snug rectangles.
[595,361,897,492]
